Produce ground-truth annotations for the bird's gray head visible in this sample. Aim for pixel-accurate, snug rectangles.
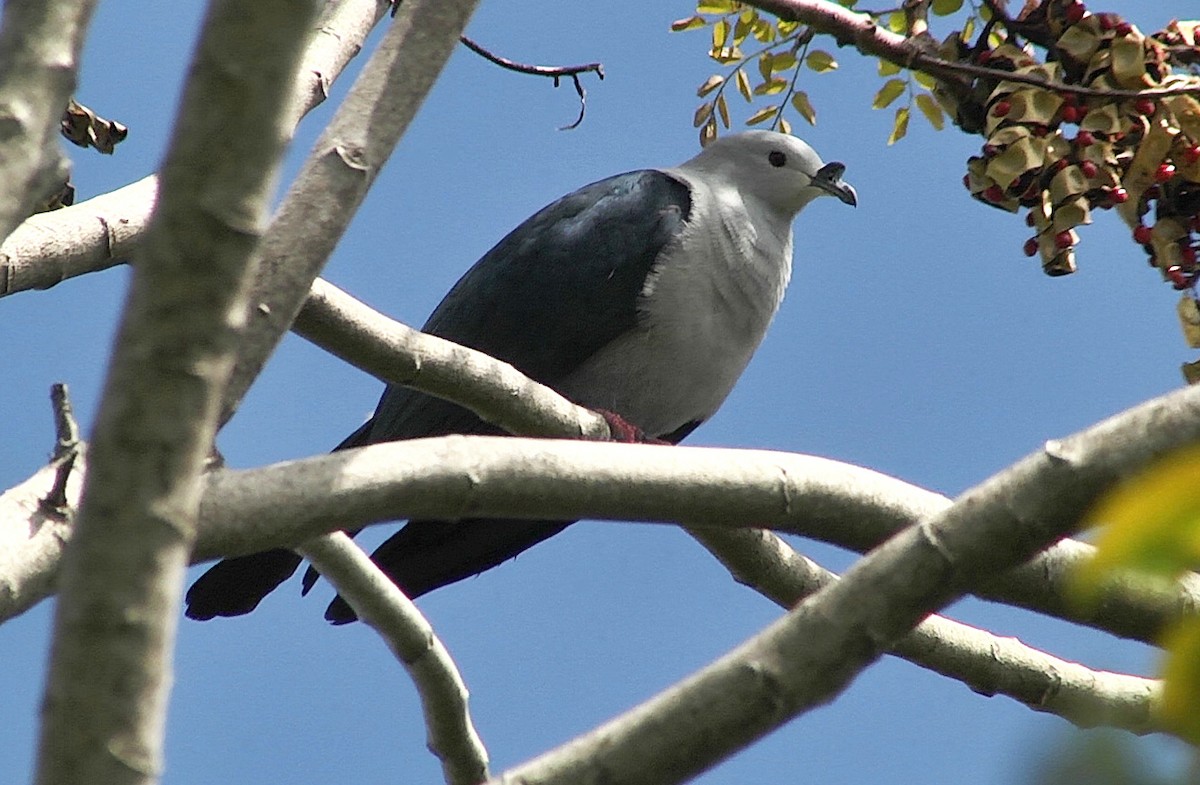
[681,130,857,216]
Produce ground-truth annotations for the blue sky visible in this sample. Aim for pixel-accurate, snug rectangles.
[2,1,1197,783]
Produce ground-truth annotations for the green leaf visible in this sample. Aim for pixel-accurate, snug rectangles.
[872,78,906,109]
[961,16,976,41]
[736,69,753,101]
[886,11,906,33]
[778,116,792,134]
[877,58,901,76]
[914,70,936,89]
[931,0,963,15]
[791,91,816,125]
[1161,619,1200,744]
[888,105,910,145]
[700,114,718,146]
[746,105,779,126]
[752,17,776,42]
[777,19,799,36]
[915,92,944,130]
[753,78,789,96]
[693,102,714,128]
[805,50,838,73]
[697,0,736,13]
[757,52,773,81]
[770,52,798,72]
[697,74,725,97]
[670,15,707,32]
[711,19,730,51]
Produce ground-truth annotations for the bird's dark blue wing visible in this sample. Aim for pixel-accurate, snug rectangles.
[184,171,692,621]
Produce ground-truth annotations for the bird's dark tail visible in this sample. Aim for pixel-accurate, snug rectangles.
[185,549,303,620]
[320,519,570,624]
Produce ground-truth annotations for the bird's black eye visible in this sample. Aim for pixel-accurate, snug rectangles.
[768,150,787,168]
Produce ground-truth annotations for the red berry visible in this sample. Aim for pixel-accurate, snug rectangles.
[1182,244,1198,266]
[1109,187,1129,204]
[962,174,971,189]
[1185,145,1200,164]
[1098,13,1116,31]
[1032,124,1049,138]
[1075,130,1095,147]
[993,100,1012,117]
[1023,238,1039,257]
[1061,105,1081,124]
[1055,159,1070,172]
[983,144,1000,157]
[1134,224,1153,244]
[1115,21,1133,36]
[983,184,1005,202]
[1025,211,1038,227]
[1065,1,1087,24]
[1135,98,1156,116]
[1080,160,1099,178]
[1145,185,1161,200]
[977,49,992,64]
[1168,265,1190,289]
[1155,162,1176,183]
[1054,230,1074,250]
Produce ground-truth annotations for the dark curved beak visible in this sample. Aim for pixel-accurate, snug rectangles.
[813,161,857,207]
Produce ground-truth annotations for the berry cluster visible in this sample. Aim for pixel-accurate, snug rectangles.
[940,1,1200,286]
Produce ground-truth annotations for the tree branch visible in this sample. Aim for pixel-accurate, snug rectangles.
[690,528,1162,736]
[33,2,324,783]
[297,534,489,785]
[217,0,483,428]
[0,0,97,245]
[458,35,604,130]
[0,0,394,300]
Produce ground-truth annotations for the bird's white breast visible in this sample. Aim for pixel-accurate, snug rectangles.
[557,174,793,436]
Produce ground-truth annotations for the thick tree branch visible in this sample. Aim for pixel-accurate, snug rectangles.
[0,0,393,299]
[0,0,97,245]
[33,2,323,784]
[491,385,1200,785]
[297,534,489,785]
[690,528,1162,737]
[217,0,483,428]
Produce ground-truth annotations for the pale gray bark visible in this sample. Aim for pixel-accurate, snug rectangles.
[34,2,323,783]
[298,534,490,785]
[0,0,97,244]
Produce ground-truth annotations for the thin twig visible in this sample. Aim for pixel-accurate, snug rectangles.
[39,383,81,515]
[459,35,604,130]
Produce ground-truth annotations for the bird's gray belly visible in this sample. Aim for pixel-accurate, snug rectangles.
[555,273,779,437]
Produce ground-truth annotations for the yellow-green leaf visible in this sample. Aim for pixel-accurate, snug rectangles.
[915,92,944,130]
[914,70,936,89]
[878,58,901,76]
[670,15,707,32]
[888,105,910,145]
[700,114,718,146]
[693,102,714,128]
[771,52,798,72]
[931,0,963,15]
[1161,618,1200,744]
[1079,445,1200,588]
[962,16,976,41]
[753,78,789,96]
[873,78,907,109]
[757,52,773,81]
[806,50,838,72]
[777,19,799,35]
[736,69,752,101]
[746,105,778,126]
[716,94,731,128]
[711,47,744,64]
[779,116,792,134]
[752,17,776,42]
[792,91,816,125]
[698,74,725,97]
[886,11,906,33]
[712,19,730,50]
[697,0,736,13]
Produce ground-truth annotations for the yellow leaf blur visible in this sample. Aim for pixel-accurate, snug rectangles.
[779,116,792,135]
[931,0,964,14]
[1159,618,1200,744]
[877,58,901,76]
[716,94,730,128]
[736,69,752,101]
[693,102,714,128]
[670,15,707,32]
[806,50,838,73]
[753,78,789,96]
[916,92,945,130]
[1079,445,1200,589]
[697,0,736,13]
[712,19,730,51]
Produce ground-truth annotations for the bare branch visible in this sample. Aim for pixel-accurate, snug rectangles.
[0,0,98,244]
[691,528,1162,736]
[491,384,1200,785]
[459,35,604,130]
[34,1,324,783]
[298,534,490,785]
[0,0,394,300]
[217,0,483,427]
